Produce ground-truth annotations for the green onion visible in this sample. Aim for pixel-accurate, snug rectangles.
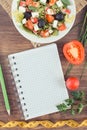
[65,12,87,77]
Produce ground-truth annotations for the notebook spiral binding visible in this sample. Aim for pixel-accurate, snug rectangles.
[8,56,29,119]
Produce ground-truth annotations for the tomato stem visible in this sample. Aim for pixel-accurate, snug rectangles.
[80,61,87,80]
[64,63,73,77]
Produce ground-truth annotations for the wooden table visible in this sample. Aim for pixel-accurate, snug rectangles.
[0,4,87,130]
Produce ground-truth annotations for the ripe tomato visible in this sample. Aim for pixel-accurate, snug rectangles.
[49,0,57,6]
[19,1,26,6]
[40,30,49,37]
[63,40,85,65]
[62,9,71,14]
[32,2,40,7]
[66,77,79,91]
[45,14,54,23]
[58,24,66,31]
[31,17,38,23]
[25,20,34,30]
[26,0,32,5]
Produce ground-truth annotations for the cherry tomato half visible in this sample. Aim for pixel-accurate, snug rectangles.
[66,77,80,91]
[25,20,34,31]
[19,1,26,6]
[63,40,85,65]
[31,17,38,23]
[40,30,49,37]
[49,0,57,6]
[62,9,71,14]
[45,14,54,23]
[58,24,66,31]
[32,2,40,7]
[26,0,33,5]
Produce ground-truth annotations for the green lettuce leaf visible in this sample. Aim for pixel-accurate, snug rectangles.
[61,0,71,6]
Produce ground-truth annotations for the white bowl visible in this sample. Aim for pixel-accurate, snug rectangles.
[11,0,76,44]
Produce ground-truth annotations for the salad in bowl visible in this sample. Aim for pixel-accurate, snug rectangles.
[12,0,76,43]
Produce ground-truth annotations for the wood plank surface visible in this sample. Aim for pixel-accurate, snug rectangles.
[0,2,87,130]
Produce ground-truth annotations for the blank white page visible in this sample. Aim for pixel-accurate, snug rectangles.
[8,43,69,120]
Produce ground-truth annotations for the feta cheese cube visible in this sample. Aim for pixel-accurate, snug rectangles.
[34,24,39,31]
[56,0,63,8]
[47,9,54,15]
[53,20,58,28]
[31,12,39,18]
[40,0,47,4]
[22,18,27,24]
[19,6,26,13]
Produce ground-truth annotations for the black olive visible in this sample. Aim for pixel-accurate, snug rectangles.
[46,0,50,3]
[55,12,65,21]
[38,19,46,28]
[24,11,32,20]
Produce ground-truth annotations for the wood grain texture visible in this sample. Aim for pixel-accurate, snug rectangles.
[75,0,87,12]
[0,3,87,130]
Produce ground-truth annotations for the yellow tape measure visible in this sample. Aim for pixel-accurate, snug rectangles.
[0,120,87,128]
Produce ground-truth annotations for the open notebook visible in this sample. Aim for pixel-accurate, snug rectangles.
[8,43,69,120]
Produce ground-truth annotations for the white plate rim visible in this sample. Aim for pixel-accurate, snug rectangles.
[11,0,76,44]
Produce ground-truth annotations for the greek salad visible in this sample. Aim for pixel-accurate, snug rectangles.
[17,0,71,37]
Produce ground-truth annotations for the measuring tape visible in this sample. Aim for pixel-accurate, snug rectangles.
[0,120,87,128]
